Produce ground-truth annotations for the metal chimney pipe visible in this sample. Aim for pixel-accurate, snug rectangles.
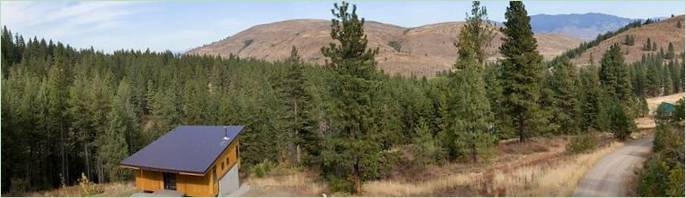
[223,126,230,140]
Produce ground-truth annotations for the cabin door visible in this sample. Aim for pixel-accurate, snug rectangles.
[163,172,177,190]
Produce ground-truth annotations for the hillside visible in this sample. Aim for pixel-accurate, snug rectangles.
[187,19,582,76]
[570,15,685,65]
[530,13,634,40]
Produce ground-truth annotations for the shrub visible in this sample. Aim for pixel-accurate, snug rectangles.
[242,39,254,49]
[637,124,684,197]
[412,119,447,166]
[77,173,102,196]
[388,41,402,52]
[566,133,597,154]
[326,175,354,193]
[673,98,684,122]
[250,159,276,178]
[608,103,633,140]
[9,177,29,194]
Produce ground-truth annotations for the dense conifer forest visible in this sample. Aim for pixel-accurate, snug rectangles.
[1,1,683,194]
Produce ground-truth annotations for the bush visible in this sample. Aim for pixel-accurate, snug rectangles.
[250,159,276,178]
[566,133,597,153]
[412,119,447,166]
[637,124,684,197]
[9,177,29,194]
[326,175,354,193]
[77,173,102,196]
[388,41,402,52]
[608,103,634,140]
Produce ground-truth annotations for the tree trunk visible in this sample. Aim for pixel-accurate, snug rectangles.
[353,160,361,194]
[471,142,478,162]
[85,143,91,180]
[519,118,527,143]
[60,129,66,186]
[294,100,301,165]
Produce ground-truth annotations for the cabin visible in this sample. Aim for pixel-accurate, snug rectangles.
[120,125,244,197]
[657,102,676,116]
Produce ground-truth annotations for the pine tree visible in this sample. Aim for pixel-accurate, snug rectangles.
[412,118,444,166]
[550,57,580,134]
[643,38,652,51]
[459,1,495,64]
[578,66,601,131]
[319,1,384,193]
[45,54,70,187]
[87,72,113,183]
[147,87,180,142]
[666,42,675,59]
[498,1,546,142]
[96,80,132,182]
[662,65,673,95]
[623,35,635,46]
[1,26,15,75]
[181,79,207,124]
[282,46,320,165]
[448,1,495,162]
[111,79,141,154]
[599,44,632,102]
[645,63,661,97]
[668,59,681,92]
[608,100,634,140]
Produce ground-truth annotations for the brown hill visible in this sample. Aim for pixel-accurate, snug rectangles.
[570,15,685,65]
[187,19,583,76]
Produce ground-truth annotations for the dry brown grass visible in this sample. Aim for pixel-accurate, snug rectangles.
[243,166,326,197]
[492,142,623,196]
[20,182,136,197]
[646,92,684,113]
[571,15,684,65]
[361,135,623,196]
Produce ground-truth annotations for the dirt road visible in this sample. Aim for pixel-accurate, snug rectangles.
[573,134,653,196]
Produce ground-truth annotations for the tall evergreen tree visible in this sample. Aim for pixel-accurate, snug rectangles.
[661,64,673,95]
[460,1,495,64]
[550,57,580,134]
[282,46,320,165]
[319,1,385,193]
[96,80,133,182]
[578,66,605,131]
[666,42,675,59]
[447,1,495,162]
[608,100,634,140]
[45,54,70,187]
[643,38,652,51]
[646,62,661,96]
[599,44,632,102]
[498,1,546,142]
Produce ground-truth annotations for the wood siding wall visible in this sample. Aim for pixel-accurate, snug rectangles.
[132,138,240,197]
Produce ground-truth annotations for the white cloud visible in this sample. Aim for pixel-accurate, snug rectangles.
[1,1,144,37]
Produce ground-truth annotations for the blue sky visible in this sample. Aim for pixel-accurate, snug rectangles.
[1,0,683,53]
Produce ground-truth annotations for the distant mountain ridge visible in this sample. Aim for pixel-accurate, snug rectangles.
[530,13,635,40]
[187,19,582,76]
[569,15,684,65]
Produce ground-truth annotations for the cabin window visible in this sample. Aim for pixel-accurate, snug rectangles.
[222,161,225,170]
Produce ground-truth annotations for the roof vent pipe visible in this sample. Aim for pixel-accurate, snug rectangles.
[223,126,230,141]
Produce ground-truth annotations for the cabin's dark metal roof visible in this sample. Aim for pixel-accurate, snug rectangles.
[120,125,244,174]
[658,102,676,113]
